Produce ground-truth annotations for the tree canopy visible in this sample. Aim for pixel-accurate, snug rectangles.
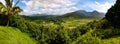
[0,0,23,26]
[105,0,120,28]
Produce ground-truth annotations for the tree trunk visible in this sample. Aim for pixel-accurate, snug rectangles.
[6,16,10,26]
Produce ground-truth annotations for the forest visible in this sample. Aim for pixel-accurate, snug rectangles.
[0,0,120,44]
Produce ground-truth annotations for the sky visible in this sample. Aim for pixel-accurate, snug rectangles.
[0,0,116,15]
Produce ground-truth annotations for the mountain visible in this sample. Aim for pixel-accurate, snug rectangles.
[56,11,88,19]
[29,14,57,19]
[75,10,105,18]
[22,14,59,20]
[56,10,105,19]
[23,10,105,20]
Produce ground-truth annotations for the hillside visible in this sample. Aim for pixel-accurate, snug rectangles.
[57,10,105,19]
[76,10,105,18]
[55,12,86,20]
[0,26,36,44]
[24,10,104,20]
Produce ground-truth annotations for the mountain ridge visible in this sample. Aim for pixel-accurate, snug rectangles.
[22,10,105,20]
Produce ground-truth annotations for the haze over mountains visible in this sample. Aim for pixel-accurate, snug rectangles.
[26,10,105,20]
[75,10,105,18]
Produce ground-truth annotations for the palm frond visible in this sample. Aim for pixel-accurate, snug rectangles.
[5,0,12,8]
[0,2,7,13]
[12,6,23,15]
[0,2,5,8]
[13,0,20,7]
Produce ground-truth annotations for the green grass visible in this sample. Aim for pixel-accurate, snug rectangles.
[0,26,36,44]
[62,18,97,29]
[102,36,120,44]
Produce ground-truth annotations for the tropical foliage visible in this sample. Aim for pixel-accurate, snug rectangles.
[105,0,120,28]
[0,0,23,26]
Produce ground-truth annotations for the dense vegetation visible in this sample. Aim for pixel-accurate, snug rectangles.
[0,0,120,44]
[0,14,119,44]
[105,0,120,28]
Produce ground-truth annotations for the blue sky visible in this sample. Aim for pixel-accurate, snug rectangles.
[0,0,116,15]
[76,0,116,12]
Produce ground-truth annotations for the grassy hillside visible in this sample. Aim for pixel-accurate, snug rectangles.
[0,26,36,44]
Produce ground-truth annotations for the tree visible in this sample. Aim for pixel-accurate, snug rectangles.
[105,0,120,28]
[0,0,23,26]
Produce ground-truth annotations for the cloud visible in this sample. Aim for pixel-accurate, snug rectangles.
[1,0,116,15]
[88,1,115,13]
[21,6,79,15]
[78,0,116,13]
[22,0,76,8]
[21,0,79,15]
[0,0,5,5]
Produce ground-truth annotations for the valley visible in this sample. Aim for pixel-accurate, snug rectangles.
[0,0,119,44]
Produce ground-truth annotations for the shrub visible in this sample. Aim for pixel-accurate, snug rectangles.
[92,28,120,39]
[9,15,71,44]
[87,18,110,29]
[68,26,88,41]
[71,29,101,44]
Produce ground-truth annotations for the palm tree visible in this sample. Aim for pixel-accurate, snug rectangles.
[0,0,23,26]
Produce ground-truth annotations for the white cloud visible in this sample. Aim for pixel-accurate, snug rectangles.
[21,0,79,15]
[0,0,5,5]
[21,7,79,15]
[23,0,76,8]
[89,2,115,13]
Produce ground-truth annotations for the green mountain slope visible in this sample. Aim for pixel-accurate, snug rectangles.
[23,10,103,20]
[0,26,36,44]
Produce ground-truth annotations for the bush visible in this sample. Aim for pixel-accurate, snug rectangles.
[68,26,88,41]
[71,29,102,44]
[92,28,120,39]
[87,18,110,29]
[9,15,72,44]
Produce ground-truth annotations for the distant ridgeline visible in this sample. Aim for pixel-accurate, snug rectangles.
[22,10,105,20]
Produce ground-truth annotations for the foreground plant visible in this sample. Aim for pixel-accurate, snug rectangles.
[0,0,23,26]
